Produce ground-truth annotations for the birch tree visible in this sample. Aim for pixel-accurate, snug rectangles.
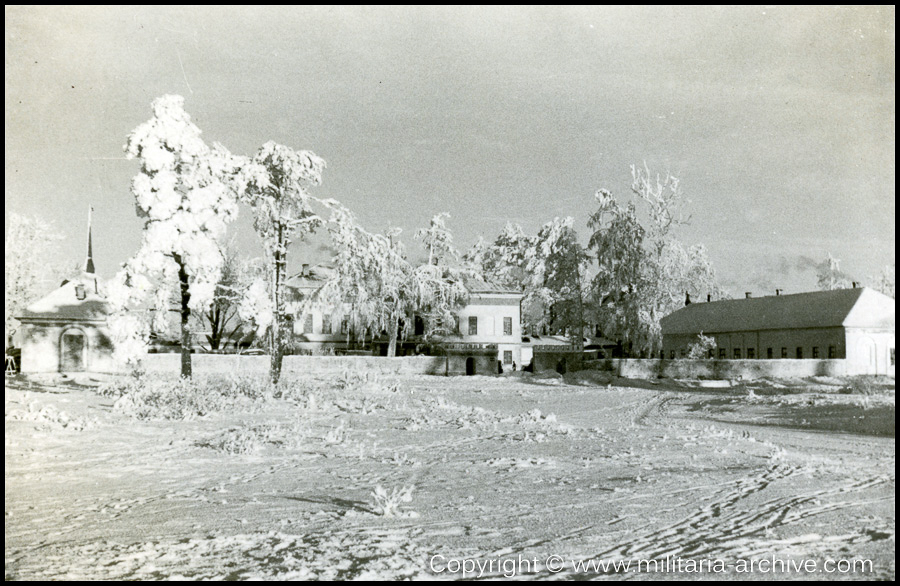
[109,95,240,376]
[236,141,326,383]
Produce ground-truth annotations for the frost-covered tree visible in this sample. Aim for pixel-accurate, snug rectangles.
[310,201,411,357]
[413,213,470,338]
[527,217,592,354]
[109,95,240,376]
[464,222,533,292]
[200,246,264,351]
[870,264,895,299]
[815,253,854,291]
[465,219,591,344]
[235,141,326,384]
[4,214,64,348]
[589,164,724,357]
[415,212,456,267]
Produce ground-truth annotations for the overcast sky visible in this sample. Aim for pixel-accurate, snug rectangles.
[5,6,895,295]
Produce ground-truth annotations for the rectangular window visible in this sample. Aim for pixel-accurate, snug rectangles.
[468,316,478,336]
[767,347,773,359]
[718,348,726,359]
[890,348,895,366]
[503,317,513,336]
[670,351,675,359]
[340,317,349,335]
[503,350,513,364]
[812,346,819,358]
[733,348,741,359]
[322,314,332,335]
[708,349,714,359]
[781,347,788,359]
[303,314,313,334]
[453,315,460,334]
[746,348,755,359]
[796,347,803,359]
[828,346,836,359]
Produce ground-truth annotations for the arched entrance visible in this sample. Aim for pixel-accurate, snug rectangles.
[465,357,476,376]
[60,328,87,372]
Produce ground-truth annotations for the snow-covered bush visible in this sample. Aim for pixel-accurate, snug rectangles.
[686,332,717,360]
[99,373,273,420]
[370,485,417,518]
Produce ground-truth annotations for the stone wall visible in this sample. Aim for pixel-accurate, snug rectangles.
[141,353,449,376]
[582,358,849,379]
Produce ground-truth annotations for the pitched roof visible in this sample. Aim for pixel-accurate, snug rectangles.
[18,275,110,323]
[661,287,894,335]
[285,264,336,291]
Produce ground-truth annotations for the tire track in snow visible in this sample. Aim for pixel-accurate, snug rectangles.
[524,466,892,579]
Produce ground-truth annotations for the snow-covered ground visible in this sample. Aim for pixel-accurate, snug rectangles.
[5,371,895,580]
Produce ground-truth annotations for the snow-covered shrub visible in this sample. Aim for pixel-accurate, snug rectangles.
[197,423,282,455]
[686,332,717,360]
[370,485,417,518]
[101,373,274,420]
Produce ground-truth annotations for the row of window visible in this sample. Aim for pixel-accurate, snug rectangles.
[669,346,838,360]
[297,314,515,337]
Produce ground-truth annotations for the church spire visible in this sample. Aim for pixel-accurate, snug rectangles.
[84,205,95,274]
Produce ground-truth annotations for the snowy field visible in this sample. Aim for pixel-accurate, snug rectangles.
[5,370,895,580]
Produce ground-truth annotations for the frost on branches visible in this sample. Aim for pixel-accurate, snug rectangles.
[312,200,411,357]
[589,165,725,357]
[5,214,64,348]
[464,218,589,343]
[235,141,326,383]
[111,95,240,375]
[412,214,470,338]
[238,279,274,338]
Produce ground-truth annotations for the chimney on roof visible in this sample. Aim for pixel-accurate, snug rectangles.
[302,263,310,277]
[707,294,711,302]
[685,291,691,306]
[852,281,859,288]
[75,283,86,301]
[745,292,752,299]
[775,289,782,296]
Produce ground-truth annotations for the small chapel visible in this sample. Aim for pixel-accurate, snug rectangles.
[16,208,117,373]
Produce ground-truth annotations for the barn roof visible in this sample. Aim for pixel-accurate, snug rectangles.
[18,276,110,323]
[661,287,894,335]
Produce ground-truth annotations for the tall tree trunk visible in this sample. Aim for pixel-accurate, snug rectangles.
[270,225,287,384]
[572,257,585,370]
[174,254,192,379]
[387,312,399,357]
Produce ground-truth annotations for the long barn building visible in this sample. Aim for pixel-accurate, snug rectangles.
[660,287,894,375]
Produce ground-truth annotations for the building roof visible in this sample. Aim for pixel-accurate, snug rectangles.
[661,287,895,335]
[285,264,336,291]
[18,275,110,323]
